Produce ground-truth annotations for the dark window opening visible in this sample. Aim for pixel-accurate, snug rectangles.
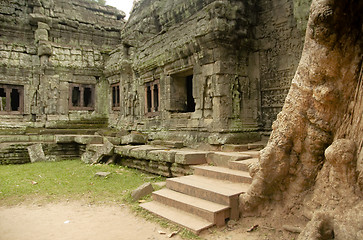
[111,83,120,110]
[186,75,195,112]
[84,87,92,107]
[0,84,23,114]
[146,86,152,112]
[145,80,160,117]
[168,71,195,113]
[112,86,116,106]
[153,84,159,112]
[72,87,80,107]
[69,84,94,110]
[10,89,20,111]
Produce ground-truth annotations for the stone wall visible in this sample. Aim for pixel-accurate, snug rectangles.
[0,0,124,128]
[0,0,312,146]
[255,0,311,130]
[105,0,311,144]
[0,142,85,165]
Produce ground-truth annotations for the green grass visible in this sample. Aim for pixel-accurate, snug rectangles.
[0,159,200,239]
[0,160,164,205]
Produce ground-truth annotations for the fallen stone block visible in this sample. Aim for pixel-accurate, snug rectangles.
[131,182,154,201]
[28,144,47,163]
[81,150,95,164]
[94,172,111,177]
[105,136,121,145]
[90,138,114,164]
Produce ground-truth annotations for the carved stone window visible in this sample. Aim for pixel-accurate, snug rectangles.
[145,80,159,117]
[0,84,24,114]
[168,71,195,113]
[69,84,94,110]
[111,83,120,110]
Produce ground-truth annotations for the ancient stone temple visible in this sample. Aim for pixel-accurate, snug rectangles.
[2,0,362,238]
[0,0,310,147]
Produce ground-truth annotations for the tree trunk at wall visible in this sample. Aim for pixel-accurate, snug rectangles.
[240,0,363,239]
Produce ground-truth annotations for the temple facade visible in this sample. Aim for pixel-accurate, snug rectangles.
[0,0,311,145]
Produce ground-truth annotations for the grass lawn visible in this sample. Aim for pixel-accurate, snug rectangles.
[0,159,200,239]
[0,159,164,205]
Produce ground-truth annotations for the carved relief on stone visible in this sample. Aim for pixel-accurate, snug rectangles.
[132,90,139,117]
[202,76,213,118]
[127,91,133,116]
[231,76,242,118]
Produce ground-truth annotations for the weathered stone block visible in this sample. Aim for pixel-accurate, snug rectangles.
[147,149,176,163]
[35,29,48,42]
[128,145,166,160]
[206,152,251,167]
[114,145,139,156]
[121,133,147,145]
[74,135,103,145]
[38,43,52,56]
[81,150,94,164]
[38,22,50,30]
[27,144,47,163]
[104,136,121,145]
[131,182,154,201]
[55,135,76,143]
[174,151,208,165]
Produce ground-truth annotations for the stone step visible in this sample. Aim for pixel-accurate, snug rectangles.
[140,201,214,234]
[206,152,251,167]
[192,165,252,184]
[239,150,260,158]
[174,150,208,165]
[229,158,259,172]
[152,188,229,227]
[166,175,249,220]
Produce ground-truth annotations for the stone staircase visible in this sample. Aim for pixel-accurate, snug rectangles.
[140,151,259,233]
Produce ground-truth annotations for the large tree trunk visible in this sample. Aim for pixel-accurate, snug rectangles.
[240,0,363,239]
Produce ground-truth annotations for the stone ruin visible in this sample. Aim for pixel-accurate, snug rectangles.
[1,0,362,238]
[0,0,309,147]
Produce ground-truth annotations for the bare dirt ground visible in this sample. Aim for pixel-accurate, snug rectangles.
[0,201,297,240]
